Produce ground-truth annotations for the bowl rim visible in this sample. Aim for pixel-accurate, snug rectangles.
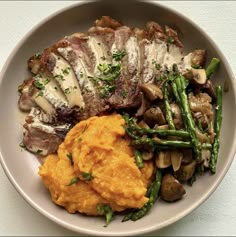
[0,0,236,236]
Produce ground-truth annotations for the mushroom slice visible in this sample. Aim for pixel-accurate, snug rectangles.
[182,149,193,164]
[191,49,206,67]
[156,151,171,168]
[184,68,207,85]
[160,174,186,202]
[144,107,166,126]
[140,83,163,101]
[142,151,154,161]
[171,150,183,172]
[174,160,196,182]
[201,149,211,168]
[137,120,150,129]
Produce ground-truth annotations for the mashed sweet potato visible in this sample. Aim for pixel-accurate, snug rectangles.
[39,113,154,216]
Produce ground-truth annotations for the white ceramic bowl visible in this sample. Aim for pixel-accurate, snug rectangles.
[0,1,236,236]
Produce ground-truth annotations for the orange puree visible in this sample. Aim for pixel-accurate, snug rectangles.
[39,113,154,216]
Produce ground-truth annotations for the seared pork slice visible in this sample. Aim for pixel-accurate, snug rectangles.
[94,16,122,30]
[28,49,84,110]
[18,78,37,112]
[23,108,71,155]
[57,32,110,119]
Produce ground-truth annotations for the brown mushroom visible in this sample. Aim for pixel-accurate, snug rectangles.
[171,150,183,172]
[142,151,154,161]
[136,92,151,117]
[191,49,206,67]
[160,174,186,202]
[184,68,207,85]
[202,80,216,99]
[140,83,163,101]
[144,107,166,126]
[175,160,196,182]
[201,149,211,168]
[181,149,193,164]
[155,151,171,168]
[170,103,183,129]
[137,120,150,129]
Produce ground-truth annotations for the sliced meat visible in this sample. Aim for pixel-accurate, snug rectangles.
[23,108,71,155]
[18,78,37,111]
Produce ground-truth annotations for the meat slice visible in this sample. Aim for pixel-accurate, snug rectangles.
[23,108,71,155]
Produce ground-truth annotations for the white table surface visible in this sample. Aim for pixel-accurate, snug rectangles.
[0,1,236,236]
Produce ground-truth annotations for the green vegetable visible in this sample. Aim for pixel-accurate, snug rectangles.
[112,50,126,61]
[210,86,223,174]
[163,84,175,130]
[66,177,79,186]
[206,58,220,78]
[96,204,114,227]
[174,75,201,161]
[134,150,144,168]
[64,88,70,94]
[66,153,73,165]
[19,142,26,149]
[34,53,41,59]
[82,172,94,181]
[123,170,162,222]
[62,67,71,75]
[34,81,45,90]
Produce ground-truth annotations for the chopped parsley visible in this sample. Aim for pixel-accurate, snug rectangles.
[62,67,71,75]
[34,53,41,59]
[79,72,84,78]
[166,36,175,44]
[81,124,88,134]
[66,153,73,165]
[82,172,94,181]
[64,88,70,94]
[100,55,106,60]
[54,87,58,90]
[54,74,65,81]
[19,142,26,149]
[121,89,127,98]
[78,137,82,142]
[36,149,43,154]
[73,86,78,90]
[155,63,161,70]
[36,91,44,97]
[66,177,79,186]
[34,81,45,90]
[112,50,126,61]
[99,85,116,98]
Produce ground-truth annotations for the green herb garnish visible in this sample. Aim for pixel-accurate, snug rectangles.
[34,81,45,90]
[66,153,73,165]
[82,172,94,181]
[66,177,79,186]
[166,36,175,44]
[121,89,127,98]
[36,91,44,97]
[62,67,71,75]
[34,53,41,59]
[19,143,26,149]
[96,204,114,227]
[64,88,70,94]
[54,74,65,81]
[112,50,126,61]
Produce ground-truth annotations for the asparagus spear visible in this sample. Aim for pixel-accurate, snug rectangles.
[163,84,175,130]
[174,76,201,161]
[131,137,211,150]
[134,149,144,168]
[130,169,162,221]
[123,113,190,138]
[210,85,223,174]
[206,58,220,78]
